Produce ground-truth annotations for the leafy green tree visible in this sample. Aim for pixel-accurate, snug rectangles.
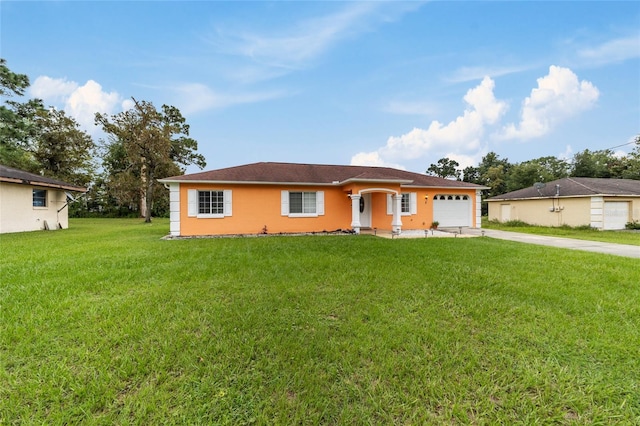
[461,152,512,215]
[95,98,206,222]
[506,156,569,192]
[620,144,640,180]
[0,58,44,170]
[570,149,619,178]
[33,108,96,186]
[426,157,461,180]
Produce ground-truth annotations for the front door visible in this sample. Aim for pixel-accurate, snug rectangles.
[359,193,372,228]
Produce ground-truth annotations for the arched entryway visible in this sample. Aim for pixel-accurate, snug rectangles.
[350,188,402,234]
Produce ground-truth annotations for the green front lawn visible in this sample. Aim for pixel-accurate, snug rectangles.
[483,218,640,246]
[1,218,638,424]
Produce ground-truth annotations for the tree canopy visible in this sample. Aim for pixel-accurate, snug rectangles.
[95,98,206,222]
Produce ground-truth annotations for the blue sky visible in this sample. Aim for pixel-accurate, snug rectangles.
[2,1,639,174]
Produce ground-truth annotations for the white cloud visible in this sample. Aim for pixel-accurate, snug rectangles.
[66,80,121,131]
[498,66,599,140]
[31,76,78,102]
[30,76,125,135]
[559,145,573,160]
[578,35,640,66]
[444,152,480,171]
[351,76,507,167]
[350,151,405,169]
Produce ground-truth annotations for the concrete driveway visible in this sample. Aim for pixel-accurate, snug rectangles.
[456,228,640,259]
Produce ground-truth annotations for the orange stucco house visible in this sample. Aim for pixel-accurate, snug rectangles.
[158,162,487,237]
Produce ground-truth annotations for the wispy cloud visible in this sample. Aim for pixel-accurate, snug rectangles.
[167,83,289,115]
[207,2,423,77]
[578,35,640,66]
[446,65,531,83]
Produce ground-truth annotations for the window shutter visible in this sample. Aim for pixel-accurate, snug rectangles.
[386,194,393,215]
[281,190,289,216]
[188,189,197,217]
[316,191,324,216]
[410,192,417,214]
[224,190,232,216]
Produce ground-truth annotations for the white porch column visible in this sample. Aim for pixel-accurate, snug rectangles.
[350,194,361,234]
[392,194,402,234]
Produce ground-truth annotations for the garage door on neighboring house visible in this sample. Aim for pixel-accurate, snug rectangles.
[433,194,472,227]
[603,201,629,230]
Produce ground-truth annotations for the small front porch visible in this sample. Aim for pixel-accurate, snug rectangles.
[348,189,402,235]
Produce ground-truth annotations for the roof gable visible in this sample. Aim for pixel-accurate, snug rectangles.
[160,162,486,189]
[489,177,640,200]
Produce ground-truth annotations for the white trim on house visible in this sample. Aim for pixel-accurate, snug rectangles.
[475,190,482,228]
[169,183,180,236]
[590,196,604,229]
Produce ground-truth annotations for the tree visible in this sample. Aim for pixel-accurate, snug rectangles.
[426,157,461,180]
[506,156,569,192]
[0,58,44,170]
[33,108,96,186]
[1,59,95,185]
[462,152,512,215]
[95,98,206,222]
[570,149,620,178]
[620,144,640,180]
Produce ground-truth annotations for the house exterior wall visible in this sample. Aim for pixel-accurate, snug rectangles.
[179,183,353,236]
[0,182,68,233]
[488,196,640,229]
[174,183,480,236]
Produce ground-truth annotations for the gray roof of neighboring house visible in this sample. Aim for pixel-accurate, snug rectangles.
[488,177,640,201]
[0,164,87,192]
[160,162,488,189]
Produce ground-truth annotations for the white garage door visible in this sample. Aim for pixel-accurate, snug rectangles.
[603,202,629,230]
[433,194,472,227]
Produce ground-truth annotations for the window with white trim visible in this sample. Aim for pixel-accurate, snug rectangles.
[33,189,47,207]
[290,191,316,214]
[199,190,224,215]
[387,192,417,215]
[281,190,324,217]
[401,193,410,213]
[187,189,232,218]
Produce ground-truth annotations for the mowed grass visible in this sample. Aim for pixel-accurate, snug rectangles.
[1,219,639,424]
[483,219,640,246]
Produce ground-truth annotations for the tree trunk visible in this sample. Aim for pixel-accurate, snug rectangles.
[144,167,154,223]
[144,178,153,223]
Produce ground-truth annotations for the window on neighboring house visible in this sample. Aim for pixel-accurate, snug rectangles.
[289,191,316,214]
[199,190,224,215]
[33,189,47,207]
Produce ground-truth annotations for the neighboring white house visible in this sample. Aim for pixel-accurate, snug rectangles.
[487,177,640,230]
[0,165,87,234]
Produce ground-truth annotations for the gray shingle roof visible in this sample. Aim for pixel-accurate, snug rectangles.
[0,164,87,192]
[160,162,487,189]
[488,177,640,200]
